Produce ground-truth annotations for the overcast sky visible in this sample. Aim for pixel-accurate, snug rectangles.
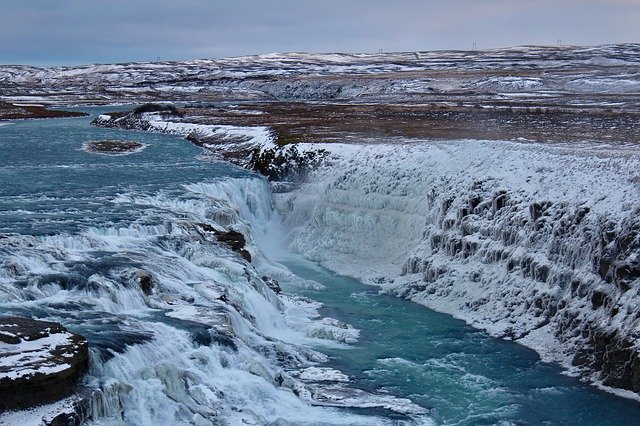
[1,0,638,66]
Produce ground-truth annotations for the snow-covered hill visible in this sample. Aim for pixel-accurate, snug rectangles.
[2,44,640,110]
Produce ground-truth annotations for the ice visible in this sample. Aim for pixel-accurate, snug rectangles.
[305,317,361,344]
[297,366,350,382]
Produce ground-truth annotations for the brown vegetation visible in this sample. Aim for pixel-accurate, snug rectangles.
[177,102,640,146]
[0,101,87,120]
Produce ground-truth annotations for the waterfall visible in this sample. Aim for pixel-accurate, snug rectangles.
[1,173,428,424]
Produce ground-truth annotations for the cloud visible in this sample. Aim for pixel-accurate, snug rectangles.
[1,0,638,65]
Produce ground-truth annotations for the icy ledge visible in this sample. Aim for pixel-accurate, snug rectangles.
[275,138,640,397]
[0,317,88,411]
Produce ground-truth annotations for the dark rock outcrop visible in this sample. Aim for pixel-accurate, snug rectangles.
[132,103,183,117]
[215,230,252,262]
[194,223,252,262]
[136,270,154,295]
[0,316,89,411]
[262,276,282,294]
[573,329,640,392]
[45,396,91,426]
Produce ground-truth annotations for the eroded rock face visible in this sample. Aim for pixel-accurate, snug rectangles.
[279,140,640,396]
[0,316,89,411]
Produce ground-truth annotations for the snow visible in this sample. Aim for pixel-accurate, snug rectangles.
[144,113,275,151]
[0,331,76,380]
[305,317,361,344]
[297,366,350,382]
[0,396,84,426]
[3,43,640,104]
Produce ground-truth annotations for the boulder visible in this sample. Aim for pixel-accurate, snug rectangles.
[194,223,252,262]
[0,316,89,411]
[136,270,154,295]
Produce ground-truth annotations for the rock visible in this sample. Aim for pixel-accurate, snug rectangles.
[0,316,89,411]
[215,230,252,262]
[132,103,183,117]
[136,270,154,295]
[82,140,144,156]
[573,329,640,393]
[215,230,246,251]
[261,276,282,294]
[194,224,252,262]
[45,396,91,426]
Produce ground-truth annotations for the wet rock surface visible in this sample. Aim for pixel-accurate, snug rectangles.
[136,270,154,295]
[0,316,89,411]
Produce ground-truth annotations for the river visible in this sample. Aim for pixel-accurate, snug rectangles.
[1,109,639,425]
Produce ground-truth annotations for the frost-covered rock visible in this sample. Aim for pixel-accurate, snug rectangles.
[0,316,88,411]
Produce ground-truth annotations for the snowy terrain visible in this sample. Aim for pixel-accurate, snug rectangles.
[2,44,640,111]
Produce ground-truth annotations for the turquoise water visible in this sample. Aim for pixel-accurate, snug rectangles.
[0,107,248,236]
[280,256,640,425]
